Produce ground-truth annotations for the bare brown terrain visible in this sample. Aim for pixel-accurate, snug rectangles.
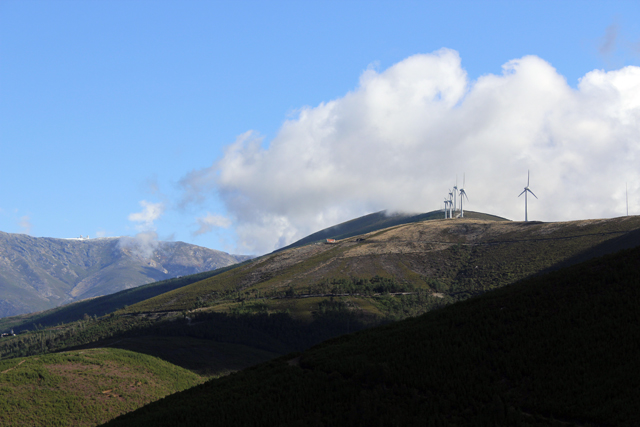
[126,215,640,314]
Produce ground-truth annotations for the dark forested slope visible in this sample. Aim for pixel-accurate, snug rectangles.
[104,244,640,427]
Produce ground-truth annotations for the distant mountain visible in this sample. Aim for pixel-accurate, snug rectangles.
[0,231,250,318]
[277,209,509,251]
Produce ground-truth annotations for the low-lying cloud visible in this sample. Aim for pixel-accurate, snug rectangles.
[19,215,32,235]
[181,48,640,254]
[118,231,160,260]
[119,200,165,259]
[128,200,164,230]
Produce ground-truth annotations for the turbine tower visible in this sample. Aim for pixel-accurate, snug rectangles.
[626,182,629,216]
[518,170,538,222]
[448,190,454,218]
[444,199,449,219]
[452,177,458,214]
[459,174,469,218]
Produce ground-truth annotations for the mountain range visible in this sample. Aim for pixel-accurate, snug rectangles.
[1,211,639,425]
[0,231,250,318]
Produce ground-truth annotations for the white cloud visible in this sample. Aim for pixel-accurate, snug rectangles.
[121,200,165,259]
[118,231,159,260]
[193,213,232,236]
[128,200,164,231]
[180,48,640,254]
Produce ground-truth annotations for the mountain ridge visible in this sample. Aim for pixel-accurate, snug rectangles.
[277,209,509,251]
[0,231,250,318]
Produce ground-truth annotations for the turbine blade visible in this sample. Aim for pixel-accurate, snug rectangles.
[528,189,538,199]
[527,170,530,187]
[518,190,526,197]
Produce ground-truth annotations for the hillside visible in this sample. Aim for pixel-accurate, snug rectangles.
[102,244,640,427]
[0,214,639,426]
[2,215,640,381]
[0,347,203,427]
[0,231,250,317]
[122,215,640,319]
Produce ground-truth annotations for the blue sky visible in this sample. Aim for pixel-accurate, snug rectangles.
[1,0,639,255]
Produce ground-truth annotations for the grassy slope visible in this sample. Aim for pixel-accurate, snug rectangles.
[121,216,640,318]
[103,244,640,427]
[0,347,203,427]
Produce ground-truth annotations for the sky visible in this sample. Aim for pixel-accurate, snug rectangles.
[1,0,640,255]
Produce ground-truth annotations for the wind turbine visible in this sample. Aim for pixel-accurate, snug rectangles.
[444,199,449,219]
[448,190,454,218]
[626,182,629,216]
[452,177,458,214]
[518,170,538,222]
[459,174,469,218]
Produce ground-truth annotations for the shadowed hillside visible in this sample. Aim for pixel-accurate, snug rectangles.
[102,244,640,426]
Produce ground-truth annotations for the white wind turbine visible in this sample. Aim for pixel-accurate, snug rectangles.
[444,199,450,219]
[458,174,469,218]
[452,177,458,214]
[518,170,538,222]
[448,190,454,218]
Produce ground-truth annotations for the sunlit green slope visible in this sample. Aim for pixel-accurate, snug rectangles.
[0,348,203,427]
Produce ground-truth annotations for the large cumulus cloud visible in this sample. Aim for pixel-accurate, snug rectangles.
[182,48,640,254]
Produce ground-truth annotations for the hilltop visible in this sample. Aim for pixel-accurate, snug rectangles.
[278,209,508,251]
[0,231,250,318]
[121,215,640,319]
